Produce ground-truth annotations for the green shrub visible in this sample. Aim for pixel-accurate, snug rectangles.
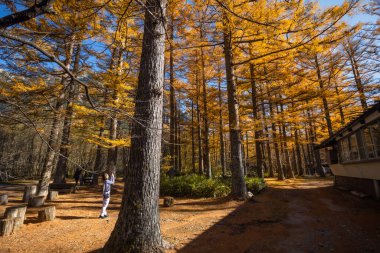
[245,177,266,193]
[160,174,230,198]
[160,174,266,198]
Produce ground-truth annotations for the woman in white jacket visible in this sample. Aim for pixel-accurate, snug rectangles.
[99,172,115,219]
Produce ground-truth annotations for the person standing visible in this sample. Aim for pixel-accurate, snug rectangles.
[99,172,115,219]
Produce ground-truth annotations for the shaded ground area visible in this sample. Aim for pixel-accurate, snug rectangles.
[1,178,379,253]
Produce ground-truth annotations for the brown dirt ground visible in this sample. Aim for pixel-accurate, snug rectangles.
[1,177,380,253]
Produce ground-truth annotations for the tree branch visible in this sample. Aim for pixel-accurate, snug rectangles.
[0,0,56,29]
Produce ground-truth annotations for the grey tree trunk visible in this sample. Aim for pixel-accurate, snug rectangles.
[200,41,211,178]
[195,62,204,175]
[38,40,75,196]
[250,63,264,178]
[222,11,247,199]
[315,55,333,137]
[54,45,81,184]
[345,42,367,110]
[103,1,167,251]
[169,14,176,173]
[218,75,226,177]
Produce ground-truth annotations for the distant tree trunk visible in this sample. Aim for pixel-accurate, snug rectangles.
[103,1,167,251]
[294,128,303,176]
[315,55,333,137]
[176,98,182,173]
[38,40,75,196]
[54,44,81,184]
[268,91,284,180]
[222,11,247,199]
[345,42,368,111]
[218,75,226,177]
[250,63,263,178]
[92,121,106,186]
[169,14,176,173]
[200,40,211,178]
[195,62,204,175]
[334,82,346,125]
[306,101,325,177]
[191,101,196,174]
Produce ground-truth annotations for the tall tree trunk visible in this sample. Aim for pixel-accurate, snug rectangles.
[92,120,106,186]
[191,100,196,174]
[169,14,176,173]
[37,40,75,196]
[306,101,325,177]
[345,43,367,110]
[218,75,226,176]
[250,63,263,178]
[54,44,81,184]
[103,1,167,251]
[268,91,284,180]
[222,11,247,199]
[200,39,211,178]
[315,55,333,137]
[195,61,204,175]
[334,82,345,125]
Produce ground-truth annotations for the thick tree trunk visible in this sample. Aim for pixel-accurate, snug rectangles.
[222,11,247,199]
[103,1,167,251]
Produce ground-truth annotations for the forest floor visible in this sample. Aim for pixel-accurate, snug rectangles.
[0,177,380,253]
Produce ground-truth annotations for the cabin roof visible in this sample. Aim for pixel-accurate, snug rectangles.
[316,101,380,149]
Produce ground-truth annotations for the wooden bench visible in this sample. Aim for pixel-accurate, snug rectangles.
[49,183,76,194]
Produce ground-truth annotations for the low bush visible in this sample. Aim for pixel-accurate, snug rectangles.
[245,177,266,193]
[160,174,266,198]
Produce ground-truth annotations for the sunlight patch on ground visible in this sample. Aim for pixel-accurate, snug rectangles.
[266,177,334,189]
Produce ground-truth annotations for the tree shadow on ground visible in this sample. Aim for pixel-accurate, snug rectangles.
[176,185,380,253]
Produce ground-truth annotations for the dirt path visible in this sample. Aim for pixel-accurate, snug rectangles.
[1,178,379,253]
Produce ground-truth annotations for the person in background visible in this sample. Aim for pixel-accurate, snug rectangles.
[99,172,115,219]
[73,168,82,186]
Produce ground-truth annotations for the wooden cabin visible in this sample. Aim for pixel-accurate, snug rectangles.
[317,101,380,199]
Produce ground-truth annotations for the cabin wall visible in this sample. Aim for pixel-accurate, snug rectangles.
[331,162,380,180]
[335,175,380,199]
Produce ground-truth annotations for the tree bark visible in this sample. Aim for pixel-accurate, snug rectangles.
[222,11,247,199]
[315,55,333,137]
[218,74,226,177]
[250,63,264,178]
[54,44,81,184]
[345,42,368,110]
[103,1,167,251]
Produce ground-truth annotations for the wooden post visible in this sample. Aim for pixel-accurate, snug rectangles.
[0,194,8,205]
[28,196,45,207]
[38,206,56,221]
[22,185,37,203]
[4,205,27,222]
[47,191,58,201]
[0,218,15,236]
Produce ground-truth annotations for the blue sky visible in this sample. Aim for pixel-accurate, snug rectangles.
[318,0,376,25]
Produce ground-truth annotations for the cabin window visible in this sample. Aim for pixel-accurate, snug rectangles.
[339,138,350,162]
[349,134,360,161]
[370,121,380,157]
[363,128,376,159]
